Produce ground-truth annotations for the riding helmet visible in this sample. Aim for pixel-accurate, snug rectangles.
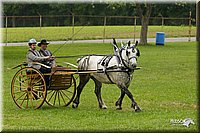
[28,38,37,46]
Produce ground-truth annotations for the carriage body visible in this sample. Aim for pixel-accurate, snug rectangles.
[11,62,76,109]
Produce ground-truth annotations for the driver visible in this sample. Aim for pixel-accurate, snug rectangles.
[38,39,56,68]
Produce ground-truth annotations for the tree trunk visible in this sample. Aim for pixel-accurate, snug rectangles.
[197,1,200,42]
[140,16,149,45]
[12,17,15,27]
[136,4,152,45]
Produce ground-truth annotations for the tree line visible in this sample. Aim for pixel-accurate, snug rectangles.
[3,3,195,18]
[3,2,196,45]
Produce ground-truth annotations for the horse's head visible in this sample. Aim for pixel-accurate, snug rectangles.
[119,40,140,69]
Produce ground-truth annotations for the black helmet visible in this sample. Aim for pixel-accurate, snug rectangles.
[38,39,49,47]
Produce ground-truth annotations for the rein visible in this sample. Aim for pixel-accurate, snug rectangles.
[55,54,109,58]
[52,23,89,55]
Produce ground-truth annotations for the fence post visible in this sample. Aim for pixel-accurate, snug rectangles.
[103,16,106,43]
[5,16,8,46]
[39,15,42,40]
[72,13,75,43]
[188,11,192,42]
[134,16,137,42]
[161,17,164,31]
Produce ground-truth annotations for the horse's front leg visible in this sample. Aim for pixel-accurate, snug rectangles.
[117,83,141,112]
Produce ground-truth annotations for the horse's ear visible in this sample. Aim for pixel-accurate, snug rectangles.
[136,48,140,57]
[128,41,131,47]
[112,38,119,51]
[121,41,124,47]
[135,41,138,47]
[113,38,117,45]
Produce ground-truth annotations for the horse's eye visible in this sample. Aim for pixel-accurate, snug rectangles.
[126,50,130,56]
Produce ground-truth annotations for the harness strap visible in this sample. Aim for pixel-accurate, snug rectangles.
[80,56,90,70]
[105,71,114,84]
[101,55,113,67]
[119,48,129,68]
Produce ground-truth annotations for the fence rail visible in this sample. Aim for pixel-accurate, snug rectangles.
[1,14,196,45]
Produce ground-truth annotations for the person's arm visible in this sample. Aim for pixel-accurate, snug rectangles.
[27,51,49,62]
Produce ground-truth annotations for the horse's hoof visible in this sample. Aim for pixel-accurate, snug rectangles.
[116,106,122,110]
[72,103,78,108]
[135,108,142,112]
[115,101,120,106]
[101,105,107,109]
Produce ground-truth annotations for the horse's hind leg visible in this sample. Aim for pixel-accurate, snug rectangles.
[117,83,141,112]
[115,90,125,110]
[91,76,107,109]
[72,74,90,108]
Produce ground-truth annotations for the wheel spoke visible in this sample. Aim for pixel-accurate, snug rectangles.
[26,95,29,108]
[60,90,70,100]
[31,75,41,85]
[15,92,27,101]
[15,78,27,86]
[59,91,67,105]
[32,85,45,93]
[31,74,37,84]
[28,69,33,85]
[13,90,26,94]
[64,89,73,94]
[32,78,42,86]
[32,91,41,100]
[30,94,34,108]
[48,91,56,102]
[53,91,58,106]
[58,91,61,106]
[32,89,45,93]
[33,84,45,88]
[20,93,27,106]
[47,90,54,95]
[14,85,27,89]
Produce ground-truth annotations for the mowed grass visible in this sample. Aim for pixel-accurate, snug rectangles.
[3,42,198,132]
[2,25,196,43]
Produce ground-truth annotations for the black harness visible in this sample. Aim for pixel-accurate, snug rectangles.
[100,55,115,84]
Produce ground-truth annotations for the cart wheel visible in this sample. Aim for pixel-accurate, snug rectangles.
[45,75,76,107]
[11,67,47,109]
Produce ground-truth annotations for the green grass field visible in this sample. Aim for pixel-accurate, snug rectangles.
[2,25,196,43]
[3,42,198,132]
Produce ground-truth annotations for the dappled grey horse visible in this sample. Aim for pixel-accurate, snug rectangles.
[72,39,141,112]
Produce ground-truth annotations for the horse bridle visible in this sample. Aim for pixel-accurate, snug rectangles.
[119,47,137,70]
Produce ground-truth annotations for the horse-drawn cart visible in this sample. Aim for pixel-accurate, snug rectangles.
[11,62,77,109]
[10,39,142,111]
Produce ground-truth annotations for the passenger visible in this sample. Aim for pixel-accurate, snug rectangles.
[38,39,56,68]
[26,38,51,73]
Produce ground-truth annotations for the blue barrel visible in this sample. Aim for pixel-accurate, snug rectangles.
[156,32,165,45]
